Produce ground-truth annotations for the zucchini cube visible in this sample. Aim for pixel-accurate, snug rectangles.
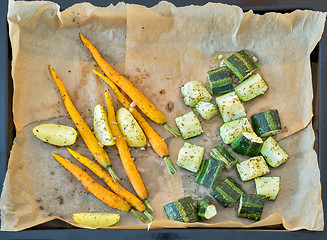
[177,142,205,173]
[195,101,219,120]
[195,159,224,189]
[216,91,246,123]
[210,144,238,170]
[197,196,217,220]
[238,194,265,221]
[236,156,270,181]
[219,117,254,144]
[180,81,212,107]
[231,132,263,156]
[164,196,198,223]
[210,177,245,208]
[251,109,281,137]
[260,136,289,168]
[175,111,204,139]
[235,73,268,101]
[207,66,234,94]
[255,177,280,200]
[224,50,259,81]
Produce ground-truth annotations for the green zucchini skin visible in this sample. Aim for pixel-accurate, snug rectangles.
[195,159,224,189]
[251,109,281,137]
[238,194,265,221]
[164,196,198,223]
[234,73,268,101]
[231,132,263,156]
[197,196,217,220]
[224,50,259,81]
[210,177,245,208]
[207,67,234,94]
[210,144,238,170]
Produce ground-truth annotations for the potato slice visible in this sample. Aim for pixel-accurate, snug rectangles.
[93,104,115,146]
[33,124,77,146]
[72,212,120,228]
[116,107,146,147]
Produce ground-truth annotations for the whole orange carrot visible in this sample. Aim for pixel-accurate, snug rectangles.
[52,154,148,222]
[67,148,154,221]
[93,70,176,174]
[48,66,119,182]
[80,33,180,137]
[105,91,153,212]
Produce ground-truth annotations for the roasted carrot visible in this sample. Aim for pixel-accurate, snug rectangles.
[105,91,153,212]
[49,66,119,182]
[94,70,176,174]
[67,148,154,221]
[80,33,180,137]
[52,154,148,222]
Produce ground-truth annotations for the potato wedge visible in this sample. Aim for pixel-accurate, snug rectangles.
[116,107,147,147]
[33,124,77,146]
[93,104,115,146]
[72,212,120,228]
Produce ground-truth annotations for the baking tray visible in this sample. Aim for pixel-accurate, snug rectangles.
[0,0,326,239]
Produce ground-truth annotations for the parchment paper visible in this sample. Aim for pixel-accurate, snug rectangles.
[1,0,325,231]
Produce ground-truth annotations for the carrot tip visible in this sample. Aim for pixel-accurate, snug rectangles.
[130,209,148,223]
[163,123,181,137]
[107,166,120,183]
[143,199,154,212]
[163,156,177,174]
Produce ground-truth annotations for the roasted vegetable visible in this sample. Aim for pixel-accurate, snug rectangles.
[251,109,281,137]
[219,117,254,144]
[234,73,268,101]
[33,123,77,146]
[175,111,204,139]
[195,101,219,120]
[72,212,120,228]
[164,196,198,223]
[224,50,259,81]
[197,196,217,220]
[236,156,270,182]
[255,176,280,200]
[177,142,205,173]
[210,177,245,208]
[93,104,115,146]
[216,91,246,123]
[231,132,263,156]
[116,107,147,148]
[180,81,212,107]
[207,66,233,94]
[195,159,224,189]
[80,34,180,137]
[260,136,289,167]
[238,194,265,221]
[209,144,238,170]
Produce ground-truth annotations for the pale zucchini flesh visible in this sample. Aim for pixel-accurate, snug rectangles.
[260,136,289,168]
[216,91,247,123]
[255,176,280,200]
[33,124,77,146]
[234,73,268,101]
[175,111,204,139]
[116,107,146,148]
[180,81,212,107]
[236,156,270,181]
[72,212,120,228]
[93,104,115,146]
[177,142,205,173]
[219,117,254,144]
[195,101,219,120]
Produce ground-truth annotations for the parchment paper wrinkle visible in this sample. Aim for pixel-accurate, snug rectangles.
[1,0,325,231]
